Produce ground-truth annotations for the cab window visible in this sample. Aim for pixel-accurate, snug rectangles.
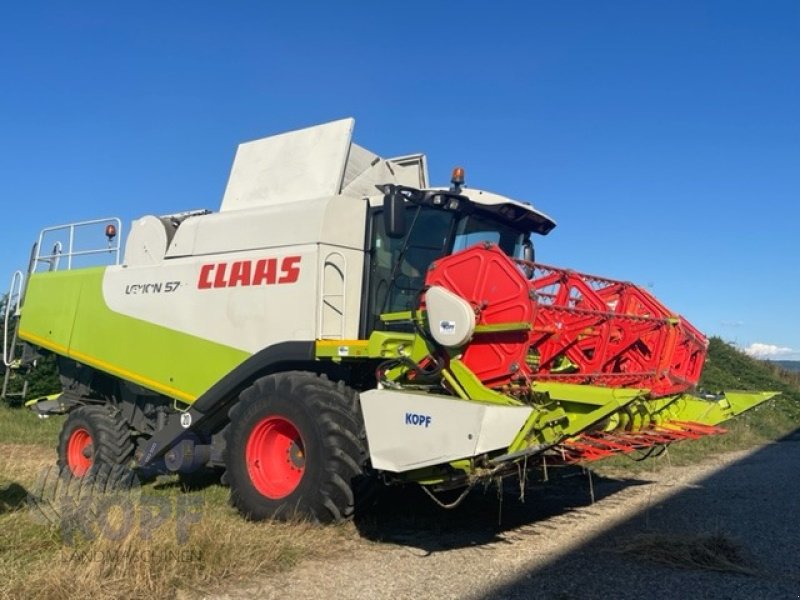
[367,206,454,331]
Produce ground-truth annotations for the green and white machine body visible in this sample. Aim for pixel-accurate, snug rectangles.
[6,118,776,520]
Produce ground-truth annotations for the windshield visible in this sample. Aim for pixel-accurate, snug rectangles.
[453,212,526,258]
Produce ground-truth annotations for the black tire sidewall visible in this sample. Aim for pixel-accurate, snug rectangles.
[228,383,329,520]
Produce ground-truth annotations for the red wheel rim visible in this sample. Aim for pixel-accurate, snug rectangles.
[245,416,305,499]
[66,427,93,476]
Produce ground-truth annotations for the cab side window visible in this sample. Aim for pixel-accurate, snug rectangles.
[367,206,454,331]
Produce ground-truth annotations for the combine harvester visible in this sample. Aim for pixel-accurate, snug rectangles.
[3,119,776,521]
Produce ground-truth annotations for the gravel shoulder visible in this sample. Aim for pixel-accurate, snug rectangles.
[216,431,800,600]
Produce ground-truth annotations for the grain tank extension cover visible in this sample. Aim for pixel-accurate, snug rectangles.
[220,118,355,212]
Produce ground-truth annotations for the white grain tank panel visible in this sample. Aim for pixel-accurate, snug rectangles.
[317,245,364,340]
[166,195,367,259]
[220,118,354,212]
[341,143,379,190]
[320,195,368,249]
[387,153,428,188]
[103,244,320,353]
[339,152,428,200]
[339,159,396,199]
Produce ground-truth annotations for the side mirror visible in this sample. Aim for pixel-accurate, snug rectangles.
[383,188,406,239]
[522,240,534,263]
[522,240,535,279]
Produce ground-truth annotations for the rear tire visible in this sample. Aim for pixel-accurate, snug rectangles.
[57,406,134,477]
[30,406,138,525]
[225,372,366,522]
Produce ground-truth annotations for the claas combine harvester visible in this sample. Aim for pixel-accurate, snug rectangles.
[3,119,776,521]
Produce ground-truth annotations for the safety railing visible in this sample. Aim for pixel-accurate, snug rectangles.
[33,217,122,272]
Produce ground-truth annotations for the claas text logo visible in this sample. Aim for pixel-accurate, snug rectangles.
[197,257,301,289]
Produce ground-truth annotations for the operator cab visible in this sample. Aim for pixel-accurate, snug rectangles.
[364,174,556,334]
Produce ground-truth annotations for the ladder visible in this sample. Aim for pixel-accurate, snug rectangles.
[2,270,28,402]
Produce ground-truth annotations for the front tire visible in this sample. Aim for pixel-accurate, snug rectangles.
[225,372,366,522]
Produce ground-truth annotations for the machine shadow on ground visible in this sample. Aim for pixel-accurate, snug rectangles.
[476,428,800,600]
[353,464,651,553]
[0,482,28,515]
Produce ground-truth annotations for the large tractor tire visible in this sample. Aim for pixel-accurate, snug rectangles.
[29,405,138,525]
[225,372,367,522]
[57,405,135,477]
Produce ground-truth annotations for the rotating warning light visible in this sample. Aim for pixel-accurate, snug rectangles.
[451,166,465,187]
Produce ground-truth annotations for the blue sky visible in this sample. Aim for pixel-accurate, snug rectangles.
[1,1,798,358]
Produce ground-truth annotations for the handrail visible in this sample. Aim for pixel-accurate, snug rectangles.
[50,241,63,271]
[318,251,347,339]
[34,217,122,271]
[3,270,24,367]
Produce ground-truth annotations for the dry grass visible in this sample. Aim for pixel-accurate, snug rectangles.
[0,444,56,485]
[0,438,357,600]
[616,531,754,575]
[1,502,353,600]
[0,404,64,446]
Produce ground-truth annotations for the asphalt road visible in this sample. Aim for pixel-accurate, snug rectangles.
[218,430,800,600]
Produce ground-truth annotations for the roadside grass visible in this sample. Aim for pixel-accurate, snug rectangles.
[0,413,357,600]
[0,403,64,446]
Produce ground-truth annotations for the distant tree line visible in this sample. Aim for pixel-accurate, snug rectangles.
[772,360,800,374]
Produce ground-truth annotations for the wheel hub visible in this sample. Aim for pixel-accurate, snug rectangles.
[287,440,305,469]
[246,416,306,499]
[66,427,94,477]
